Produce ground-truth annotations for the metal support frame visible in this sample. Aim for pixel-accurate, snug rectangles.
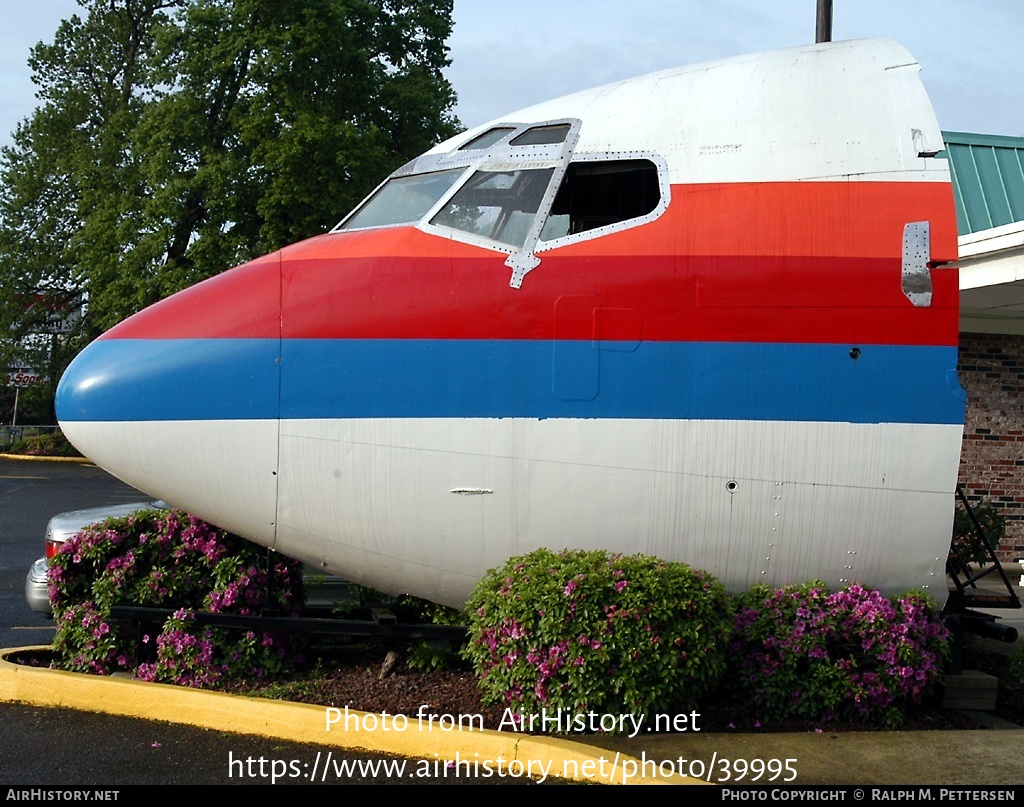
[111,604,468,641]
[946,484,1020,611]
[943,485,1020,668]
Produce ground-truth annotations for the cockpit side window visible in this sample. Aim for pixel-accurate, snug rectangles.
[338,168,464,231]
[430,168,555,249]
[540,159,661,241]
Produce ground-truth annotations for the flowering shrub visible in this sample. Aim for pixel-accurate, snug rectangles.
[728,582,949,727]
[462,549,733,730]
[49,508,303,685]
[7,431,82,457]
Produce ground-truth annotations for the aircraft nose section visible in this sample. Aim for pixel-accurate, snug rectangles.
[56,253,283,544]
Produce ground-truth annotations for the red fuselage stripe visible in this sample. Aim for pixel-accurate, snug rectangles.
[102,181,959,348]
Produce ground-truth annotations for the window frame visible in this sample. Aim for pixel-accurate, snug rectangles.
[333,167,468,232]
[332,118,671,288]
[535,152,671,254]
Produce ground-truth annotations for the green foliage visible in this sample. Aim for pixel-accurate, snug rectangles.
[462,549,733,731]
[7,430,82,457]
[405,640,462,672]
[1,380,61,426]
[998,643,1024,716]
[324,587,466,670]
[396,593,464,626]
[0,0,460,389]
[48,507,305,685]
[952,497,1005,566]
[328,582,387,617]
[728,582,950,727]
[395,594,467,671]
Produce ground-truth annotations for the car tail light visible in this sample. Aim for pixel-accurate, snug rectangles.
[45,540,62,560]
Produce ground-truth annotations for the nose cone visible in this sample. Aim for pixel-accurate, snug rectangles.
[57,332,281,423]
[56,253,283,545]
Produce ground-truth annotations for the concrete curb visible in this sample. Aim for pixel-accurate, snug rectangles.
[0,646,698,785]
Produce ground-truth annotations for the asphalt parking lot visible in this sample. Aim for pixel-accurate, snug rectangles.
[0,457,145,649]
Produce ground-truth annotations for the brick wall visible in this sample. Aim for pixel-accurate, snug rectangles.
[957,333,1024,561]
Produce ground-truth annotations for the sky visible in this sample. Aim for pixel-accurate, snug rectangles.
[1,0,1022,153]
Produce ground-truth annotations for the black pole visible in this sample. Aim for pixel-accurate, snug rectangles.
[816,0,833,43]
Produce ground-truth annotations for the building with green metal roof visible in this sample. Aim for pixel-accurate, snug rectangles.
[943,131,1024,336]
[943,131,1024,561]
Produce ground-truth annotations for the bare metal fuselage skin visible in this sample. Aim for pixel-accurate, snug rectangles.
[57,40,964,607]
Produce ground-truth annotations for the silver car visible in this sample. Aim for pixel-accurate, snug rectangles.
[25,501,350,615]
[25,501,166,615]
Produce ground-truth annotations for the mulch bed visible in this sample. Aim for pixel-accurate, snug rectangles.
[214,640,1008,734]
[11,639,1019,735]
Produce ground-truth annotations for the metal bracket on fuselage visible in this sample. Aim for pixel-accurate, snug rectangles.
[902,220,933,307]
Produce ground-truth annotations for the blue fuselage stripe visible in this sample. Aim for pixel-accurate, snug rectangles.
[55,338,966,425]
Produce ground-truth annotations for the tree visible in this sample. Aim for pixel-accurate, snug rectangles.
[0,0,459,420]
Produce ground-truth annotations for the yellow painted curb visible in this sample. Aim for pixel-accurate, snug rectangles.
[0,647,700,785]
[0,453,90,463]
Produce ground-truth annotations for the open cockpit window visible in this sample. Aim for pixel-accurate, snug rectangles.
[539,159,662,242]
[430,168,555,249]
[338,168,464,231]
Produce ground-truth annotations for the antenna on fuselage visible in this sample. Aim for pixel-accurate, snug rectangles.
[815,0,833,43]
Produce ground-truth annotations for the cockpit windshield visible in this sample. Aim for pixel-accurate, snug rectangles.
[338,168,464,231]
[430,168,554,249]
